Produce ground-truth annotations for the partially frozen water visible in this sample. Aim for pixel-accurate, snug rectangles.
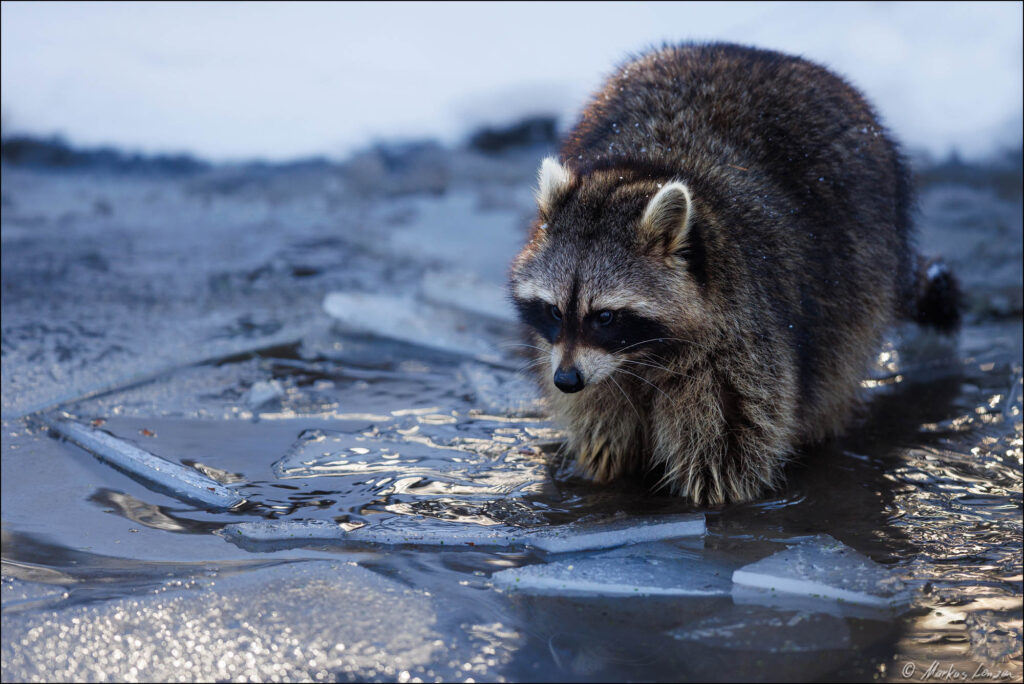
[2,148,1021,681]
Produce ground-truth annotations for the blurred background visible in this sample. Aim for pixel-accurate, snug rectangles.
[2,0,1022,163]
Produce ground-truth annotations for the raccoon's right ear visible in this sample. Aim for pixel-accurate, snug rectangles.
[535,157,573,217]
[639,181,693,260]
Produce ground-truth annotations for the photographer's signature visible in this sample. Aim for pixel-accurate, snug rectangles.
[899,661,1014,681]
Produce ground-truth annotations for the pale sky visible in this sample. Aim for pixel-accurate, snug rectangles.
[2,1,1021,161]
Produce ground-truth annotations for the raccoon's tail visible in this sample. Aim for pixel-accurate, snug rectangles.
[905,255,962,333]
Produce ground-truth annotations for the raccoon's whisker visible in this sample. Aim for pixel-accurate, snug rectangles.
[501,342,548,353]
[620,358,695,380]
[607,373,643,421]
[615,336,712,355]
[635,348,709,372]
[518,358,549,372]
[615,367,683,409]
[613,337,681,354]
[624,352,699,379]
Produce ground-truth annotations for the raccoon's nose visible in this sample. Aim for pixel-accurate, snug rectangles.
[553,367,585,393]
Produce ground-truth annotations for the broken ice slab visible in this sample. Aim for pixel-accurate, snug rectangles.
[524,514,706,554]
[220,519,524,550]
[458,362,545,417]
[731,535,911,610]
[221,514,704,553]
[40,414,246,511]
[491,544,731,596]
[322,291,511,366]
[243,379,284,409]
[421,270,517,322]
[1,577,70,614]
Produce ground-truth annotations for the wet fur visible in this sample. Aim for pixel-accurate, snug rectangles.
[508,43,959,505]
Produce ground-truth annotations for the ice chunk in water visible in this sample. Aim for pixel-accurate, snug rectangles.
[731,535,910,609]
[243,379,284,409]
[221,515,704,554]
[491,544,731,596]
[458,362,545,417]
[323,291,504,362]
[221,519,523,549]
[40,414,246,511]
[525,514,705,553]
[421,270,517,322]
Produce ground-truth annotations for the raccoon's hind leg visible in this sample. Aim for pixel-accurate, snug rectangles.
[903,254,962,333]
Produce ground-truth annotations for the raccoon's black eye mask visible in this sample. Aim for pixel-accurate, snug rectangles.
[513,297,673,353]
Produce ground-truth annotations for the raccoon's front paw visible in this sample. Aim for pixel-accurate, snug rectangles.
[656,435,788,505]
[573,433,633,484]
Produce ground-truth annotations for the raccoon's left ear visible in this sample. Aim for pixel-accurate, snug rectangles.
[536,157,573,217]
[639,181,693,259]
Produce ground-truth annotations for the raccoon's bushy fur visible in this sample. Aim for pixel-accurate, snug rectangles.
[508,43,960,505]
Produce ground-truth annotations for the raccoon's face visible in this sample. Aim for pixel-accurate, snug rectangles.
[509,157,706,394]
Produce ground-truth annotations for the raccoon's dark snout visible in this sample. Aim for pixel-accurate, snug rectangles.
[553,367,585,393]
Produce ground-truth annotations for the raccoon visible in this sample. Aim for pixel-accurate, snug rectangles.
[507,43,960,505]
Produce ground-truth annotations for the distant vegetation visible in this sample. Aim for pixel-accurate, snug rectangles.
[0,135,209,175]
[0,114,563,175]
[913,146,1023,201]
[467,115,559,155]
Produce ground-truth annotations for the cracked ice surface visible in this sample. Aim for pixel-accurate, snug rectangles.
[731,535,911,609]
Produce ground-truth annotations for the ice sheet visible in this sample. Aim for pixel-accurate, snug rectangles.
[525,514,706,553]
[0,560,474,682]
[491,545,731,596]
[220,519,523,549]
[458,362,545,417]
[731,535,911,609]
[221,514,706,553]
[323,291,506,364]
[40,414,246,511]
[421,270,516,322]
